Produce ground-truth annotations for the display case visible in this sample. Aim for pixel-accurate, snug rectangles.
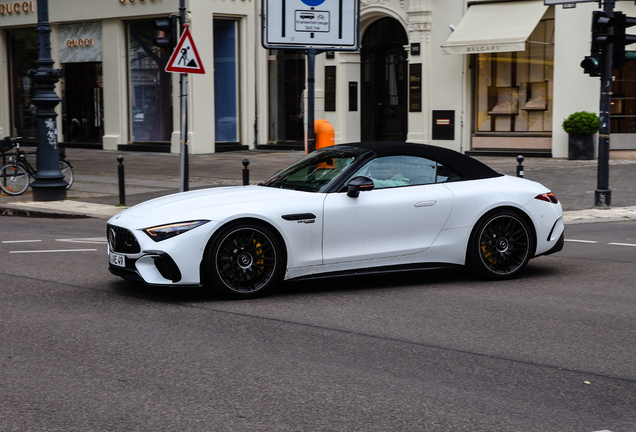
[487,86,519,115]
[521,82,548,111]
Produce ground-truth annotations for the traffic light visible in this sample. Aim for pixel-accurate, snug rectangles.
[612,12,636,70]
[582,11,613,77]
[591,10,613,50]
[153,15,178,52]
[581,55,602,77]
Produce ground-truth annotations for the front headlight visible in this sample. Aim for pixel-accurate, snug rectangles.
[143,220,210,242]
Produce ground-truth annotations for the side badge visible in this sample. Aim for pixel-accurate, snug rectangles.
[282,213,317,224]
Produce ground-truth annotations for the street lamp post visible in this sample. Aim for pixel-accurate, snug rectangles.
[28,0,67,201]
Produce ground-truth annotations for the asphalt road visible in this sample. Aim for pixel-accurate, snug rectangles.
[1,216,635,431]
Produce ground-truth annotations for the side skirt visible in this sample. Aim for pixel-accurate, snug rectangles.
[289,263,463,282]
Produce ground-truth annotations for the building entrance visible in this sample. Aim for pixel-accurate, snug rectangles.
[62,62,103,143]
[267,50,306,149]
[361,18,408,142]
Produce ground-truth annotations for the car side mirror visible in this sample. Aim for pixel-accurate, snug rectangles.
[347,176,375,198]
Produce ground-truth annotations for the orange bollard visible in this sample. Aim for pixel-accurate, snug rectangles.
[307,119,335,153]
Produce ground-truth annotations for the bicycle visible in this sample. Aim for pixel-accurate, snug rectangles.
[0,136,74,196]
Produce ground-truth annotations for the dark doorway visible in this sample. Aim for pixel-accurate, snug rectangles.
[267,50,306,149]
[6,28,39,140]
[62,62,104,143]
[361,18,409,142]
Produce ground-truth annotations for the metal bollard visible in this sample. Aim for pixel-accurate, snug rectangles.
[242,159,250,186]
[117,156,126,206]
[516,155,524,178]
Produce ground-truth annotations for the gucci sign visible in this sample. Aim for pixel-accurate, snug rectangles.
[0,1,34,15]
[67,38,95,48]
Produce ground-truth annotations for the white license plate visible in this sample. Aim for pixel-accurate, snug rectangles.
[109,252,126,268]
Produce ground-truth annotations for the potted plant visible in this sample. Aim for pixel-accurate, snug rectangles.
[562,111,600,160]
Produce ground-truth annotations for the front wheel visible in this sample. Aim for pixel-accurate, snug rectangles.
[467,210,535,279]
[60,160,74,189]
[0,163,30,196]
[204,222,284,299]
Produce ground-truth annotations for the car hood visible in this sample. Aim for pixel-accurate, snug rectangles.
[110,186,310,224]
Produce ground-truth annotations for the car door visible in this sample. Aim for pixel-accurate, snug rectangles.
[322,155,455,264]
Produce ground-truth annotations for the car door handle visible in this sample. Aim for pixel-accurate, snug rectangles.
[415,200,436,207]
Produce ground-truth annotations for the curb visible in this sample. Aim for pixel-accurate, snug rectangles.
[1,201,126,219]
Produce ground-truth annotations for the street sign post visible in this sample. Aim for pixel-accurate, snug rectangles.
[262,0,360,152]
[164,12,206,193]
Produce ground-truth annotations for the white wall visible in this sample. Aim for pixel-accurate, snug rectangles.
[552,2,599,158]
[428,0,467,152]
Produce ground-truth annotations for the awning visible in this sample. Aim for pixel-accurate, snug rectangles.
[442,1,549,55]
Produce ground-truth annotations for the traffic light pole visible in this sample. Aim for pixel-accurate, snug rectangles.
[596,0,614,207]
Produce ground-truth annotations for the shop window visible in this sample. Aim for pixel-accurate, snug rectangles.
[214,19,239,143]
[267,50,306,147]
[611,64,636,134]
[474,19,554,134]
[128,20,173,143]
[6,29,39,140]
[61,63,104,143]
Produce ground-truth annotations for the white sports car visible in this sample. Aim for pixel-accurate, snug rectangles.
[107,142,564,298]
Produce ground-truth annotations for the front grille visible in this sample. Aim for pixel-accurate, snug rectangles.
[107,224,141,254]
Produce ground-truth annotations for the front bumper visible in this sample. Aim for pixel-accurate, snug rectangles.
[108,249,199,286]
[107,221,210,286]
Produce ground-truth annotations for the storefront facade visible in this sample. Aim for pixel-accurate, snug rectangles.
[1,0,633,157]
[298,0,636,158]
[0,0,258,153]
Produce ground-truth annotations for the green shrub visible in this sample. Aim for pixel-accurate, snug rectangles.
[562,111,600,135]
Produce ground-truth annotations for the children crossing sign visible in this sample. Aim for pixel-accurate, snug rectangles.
[166,26,206,74]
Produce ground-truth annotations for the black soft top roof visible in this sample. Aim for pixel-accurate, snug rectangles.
[334,142,502,181]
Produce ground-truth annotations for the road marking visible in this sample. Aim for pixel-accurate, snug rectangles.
[565,239,598,243]
[56,237,108,245]
[2,240,42,244]
[608,242,636,247]
[10,249,98,254]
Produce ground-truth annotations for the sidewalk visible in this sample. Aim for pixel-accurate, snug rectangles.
[2,147,636,223]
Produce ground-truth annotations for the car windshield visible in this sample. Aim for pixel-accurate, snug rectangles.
[261,147,368,192]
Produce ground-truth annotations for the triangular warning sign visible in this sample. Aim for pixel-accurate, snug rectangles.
[166,26,206,74]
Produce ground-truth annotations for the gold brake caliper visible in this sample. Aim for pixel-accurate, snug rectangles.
[253,240,264,273]
[481,242,495,264]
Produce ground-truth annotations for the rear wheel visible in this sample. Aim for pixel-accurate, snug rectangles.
[0,163,30,196]
[204,222,284,299]
[468,210,534,279]
[60,160,74,189]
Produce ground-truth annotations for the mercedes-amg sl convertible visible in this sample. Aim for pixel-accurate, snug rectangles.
[107,142,564,298]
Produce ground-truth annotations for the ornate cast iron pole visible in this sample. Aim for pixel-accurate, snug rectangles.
[29,0,67,201]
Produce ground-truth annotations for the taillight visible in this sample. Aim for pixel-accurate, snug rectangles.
[535,192,559,204]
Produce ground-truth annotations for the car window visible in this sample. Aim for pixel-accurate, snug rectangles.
[349,155,463,189]
[261,147,368,192]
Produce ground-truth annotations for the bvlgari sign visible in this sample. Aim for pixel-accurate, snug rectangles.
[59,22,102,63]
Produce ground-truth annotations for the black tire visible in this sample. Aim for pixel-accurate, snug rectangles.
[204,222,284,299]
[0,163,30,196]
[467,209,535,279]
[60,160,74,189]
